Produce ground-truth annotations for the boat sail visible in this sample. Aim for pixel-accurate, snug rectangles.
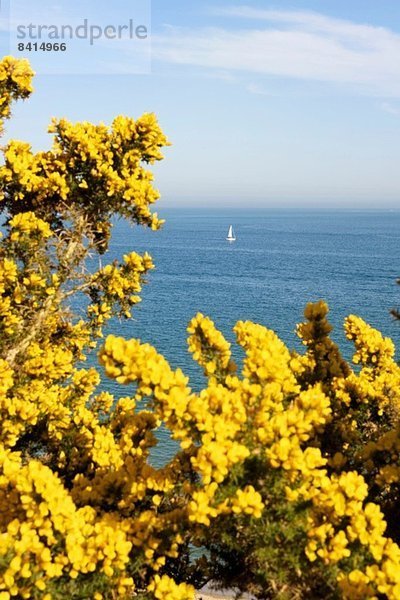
[226,225,236,242]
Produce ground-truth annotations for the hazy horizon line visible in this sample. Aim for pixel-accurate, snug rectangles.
[158,199,400,211]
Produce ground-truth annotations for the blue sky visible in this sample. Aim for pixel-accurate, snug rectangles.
[2,0,400,208]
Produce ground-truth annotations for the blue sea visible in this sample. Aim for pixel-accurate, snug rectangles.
[91,209,400,464]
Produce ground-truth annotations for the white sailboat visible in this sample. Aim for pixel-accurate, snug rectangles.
[226,225,236,242]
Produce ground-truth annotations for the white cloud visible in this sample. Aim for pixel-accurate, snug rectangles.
[381,101,400,115]
[153,6,400,97]
[246,82,272,96]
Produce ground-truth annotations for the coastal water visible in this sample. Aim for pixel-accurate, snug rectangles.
[91,209,400,464]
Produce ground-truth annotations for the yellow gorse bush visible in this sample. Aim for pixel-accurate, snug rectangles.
[0,56,400,599]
